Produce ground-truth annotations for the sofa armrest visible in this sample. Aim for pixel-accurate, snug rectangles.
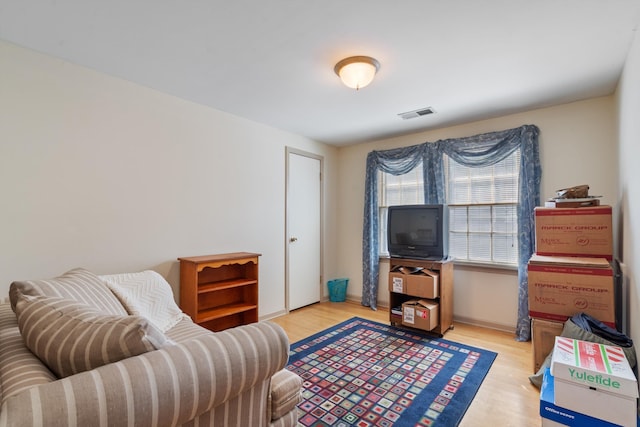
[269,369,302,421]
[0,321,289,427]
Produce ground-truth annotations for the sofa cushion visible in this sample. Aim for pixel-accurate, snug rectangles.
[15,295,170,378]
[9,268,127,316]
[164,317,212,343]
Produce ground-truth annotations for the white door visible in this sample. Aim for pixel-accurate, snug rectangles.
[286,150,321,310]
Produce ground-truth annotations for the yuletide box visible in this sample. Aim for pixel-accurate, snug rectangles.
[550,337,638,427]
[539,368,626,427]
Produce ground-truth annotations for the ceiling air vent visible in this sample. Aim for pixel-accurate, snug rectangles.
[398,107,436,120]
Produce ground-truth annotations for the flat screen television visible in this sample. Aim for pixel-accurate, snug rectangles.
[387,204,448,260]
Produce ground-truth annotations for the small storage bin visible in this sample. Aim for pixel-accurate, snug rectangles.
[327,278,349,302]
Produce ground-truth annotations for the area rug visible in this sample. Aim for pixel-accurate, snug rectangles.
[286,317,497,427]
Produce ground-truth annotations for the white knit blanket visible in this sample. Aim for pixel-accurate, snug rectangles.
[100,270,189,332]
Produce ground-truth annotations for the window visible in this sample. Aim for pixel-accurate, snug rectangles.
[379,149,520,266]
[378,165,424,256]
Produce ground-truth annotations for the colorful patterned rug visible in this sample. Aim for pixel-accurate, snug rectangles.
[287,317,496,426]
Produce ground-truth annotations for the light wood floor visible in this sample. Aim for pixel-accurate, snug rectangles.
[271,301,541,427]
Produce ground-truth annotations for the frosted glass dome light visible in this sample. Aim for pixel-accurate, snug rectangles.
[334,56,380,90]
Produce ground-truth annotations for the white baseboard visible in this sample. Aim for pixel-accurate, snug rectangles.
[260,309,287,322]
[453,315,515,334]
[321,294,361,305]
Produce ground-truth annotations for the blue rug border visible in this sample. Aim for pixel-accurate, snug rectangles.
[288,316,497,426]
[289,316,497,359]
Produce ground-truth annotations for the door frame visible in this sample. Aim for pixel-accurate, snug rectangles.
[285,147,324,312]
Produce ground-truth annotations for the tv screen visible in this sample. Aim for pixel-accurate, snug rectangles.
[387,204,448,260]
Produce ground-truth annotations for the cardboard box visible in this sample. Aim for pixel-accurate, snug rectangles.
[534,205,613,260]
[389,266,439,298]
[402,299,439,331]
[407,269,438,299]
[540,368,624,427]
[532,318,564,373]
[528,255,615,328]
[550,337,638,427]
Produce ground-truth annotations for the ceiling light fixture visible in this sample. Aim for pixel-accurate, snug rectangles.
[334,56,380,90]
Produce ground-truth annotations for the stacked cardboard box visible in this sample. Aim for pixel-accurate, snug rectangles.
[534,206,613,260]
[401,299,439,331]
[388,266,440,332]
[389,266,439,298]
[539,337,638,426]
[529,205,615,373]
[528,255,615,328]
[532,318,565,373]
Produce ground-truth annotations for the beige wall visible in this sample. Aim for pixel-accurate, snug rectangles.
[0,38,628,333]
[337,96,617,331]
[616,27,640,344]
[0,41,339,319]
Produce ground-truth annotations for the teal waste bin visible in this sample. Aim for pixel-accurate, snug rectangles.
[327,278,349,302]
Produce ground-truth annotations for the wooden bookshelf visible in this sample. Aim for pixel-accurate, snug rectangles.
[178,252,260,332]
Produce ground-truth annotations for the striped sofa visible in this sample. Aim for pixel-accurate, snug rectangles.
[0,269,302,427]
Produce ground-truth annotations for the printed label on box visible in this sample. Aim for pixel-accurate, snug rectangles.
[403,306,415,324]
[392,277,404,293]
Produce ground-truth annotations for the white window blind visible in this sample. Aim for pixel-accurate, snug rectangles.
[446,150,520,264]
[379,165,424,256]
[379,149,520,266]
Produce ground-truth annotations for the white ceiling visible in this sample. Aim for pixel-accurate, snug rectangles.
[1,1,639,146]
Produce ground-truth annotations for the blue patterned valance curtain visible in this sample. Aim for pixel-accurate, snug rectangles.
[362,124,540,341]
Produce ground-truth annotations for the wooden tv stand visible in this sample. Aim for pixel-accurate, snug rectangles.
[388,257,453,337]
